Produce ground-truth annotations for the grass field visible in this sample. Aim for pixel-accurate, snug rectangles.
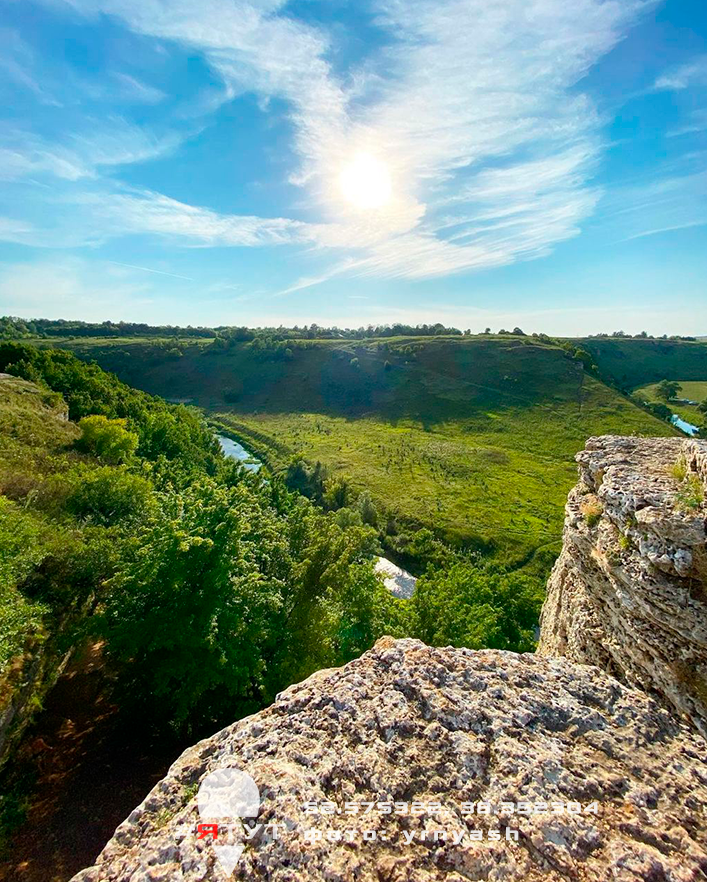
[634,380,707,426]
[53,333,681,571]
[214,370,675,569]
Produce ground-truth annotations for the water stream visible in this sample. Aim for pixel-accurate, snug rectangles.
[671,414,700,436]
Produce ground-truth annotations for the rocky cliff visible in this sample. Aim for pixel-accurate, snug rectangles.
[539,436,707,737]
[73,637,707,881]
[71,436,707,881]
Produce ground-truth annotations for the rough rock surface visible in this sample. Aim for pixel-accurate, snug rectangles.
[72,637,707,882]
[539,436,707,737]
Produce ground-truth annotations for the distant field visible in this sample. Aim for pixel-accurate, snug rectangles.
[635,380,707,426]
[54,333,678,572]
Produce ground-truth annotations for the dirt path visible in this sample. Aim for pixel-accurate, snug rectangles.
[0,643,185,882]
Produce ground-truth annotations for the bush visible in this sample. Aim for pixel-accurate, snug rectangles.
[65,467,154,526]
[675,474,703,512]
[411,561,543,652]
[357,490,378,527]
[77,415,138,464]
[669,456,688,482]
[323,475,351,511]
[0,498,48,671]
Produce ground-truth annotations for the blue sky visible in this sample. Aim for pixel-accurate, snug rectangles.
[0,0,705,334]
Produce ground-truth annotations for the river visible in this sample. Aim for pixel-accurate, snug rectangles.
[671,414,700,436]
[217,434,416,597]
[217,434,262,472]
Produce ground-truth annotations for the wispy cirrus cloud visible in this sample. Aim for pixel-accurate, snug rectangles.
[0,119,183,182]
[14,0,658,286]
[653,55,707,91]
[0,183,321,249]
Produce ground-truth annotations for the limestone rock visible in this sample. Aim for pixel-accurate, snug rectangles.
[539,436,707,737]
[72,638,707,882]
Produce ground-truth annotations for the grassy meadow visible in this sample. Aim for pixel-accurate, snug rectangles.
[634,379,707,426]
[54,333,681,572]
[578,337,707,390]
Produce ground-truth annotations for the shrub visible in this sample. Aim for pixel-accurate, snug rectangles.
[77,415,138,464]
[357,490,378,527]
[669,456,688,482]
[65,467,154,526]
[675,475,703,512]
[322,475,351,511]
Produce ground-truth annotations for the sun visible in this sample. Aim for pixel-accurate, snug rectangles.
[339,153,392,210]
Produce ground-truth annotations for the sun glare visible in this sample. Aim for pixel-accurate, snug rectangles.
[339,153,392,210]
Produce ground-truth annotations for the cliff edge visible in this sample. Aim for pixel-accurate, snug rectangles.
[72,637,707,881]
[538,436,707,737]
[71,436,707,881]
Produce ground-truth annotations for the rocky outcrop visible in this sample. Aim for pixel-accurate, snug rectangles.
[70,436,707,881]
[539,436,707,737]
[72,637,707,882]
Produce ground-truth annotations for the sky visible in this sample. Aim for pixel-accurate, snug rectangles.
[0,0,705,335]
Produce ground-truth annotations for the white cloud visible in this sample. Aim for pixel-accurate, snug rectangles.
[23,0,657,284]
[668,109,707,138]
[654,55,707,91]
[84,189,314,246]
[0,120,183,182]
[0,179,327,249]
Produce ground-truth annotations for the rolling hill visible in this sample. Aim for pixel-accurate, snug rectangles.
[55,334,681,571]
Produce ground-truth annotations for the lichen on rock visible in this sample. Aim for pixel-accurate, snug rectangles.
[72,637,707,881]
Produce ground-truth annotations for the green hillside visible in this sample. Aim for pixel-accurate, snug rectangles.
[56,334,677,569]
[578,337,707,390]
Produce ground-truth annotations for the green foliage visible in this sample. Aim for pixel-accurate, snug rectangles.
[285,457,327,500]
[675,474,703,512]
[324,563,411,663]
[656,379,681,402]
[65,466,154,526]
[669,456,688,482]
[99,479,383,730]
[322,475,351,510]
[0,343,221,479]
[411,560,543,652]
[0,498,48,672]
[77,415,138,464]
[357,490,378,527]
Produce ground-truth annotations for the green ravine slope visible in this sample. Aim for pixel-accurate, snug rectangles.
[578,337,707,390]
[58,335,680,569]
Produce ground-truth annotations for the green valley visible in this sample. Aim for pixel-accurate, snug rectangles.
[43,332,683,572]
